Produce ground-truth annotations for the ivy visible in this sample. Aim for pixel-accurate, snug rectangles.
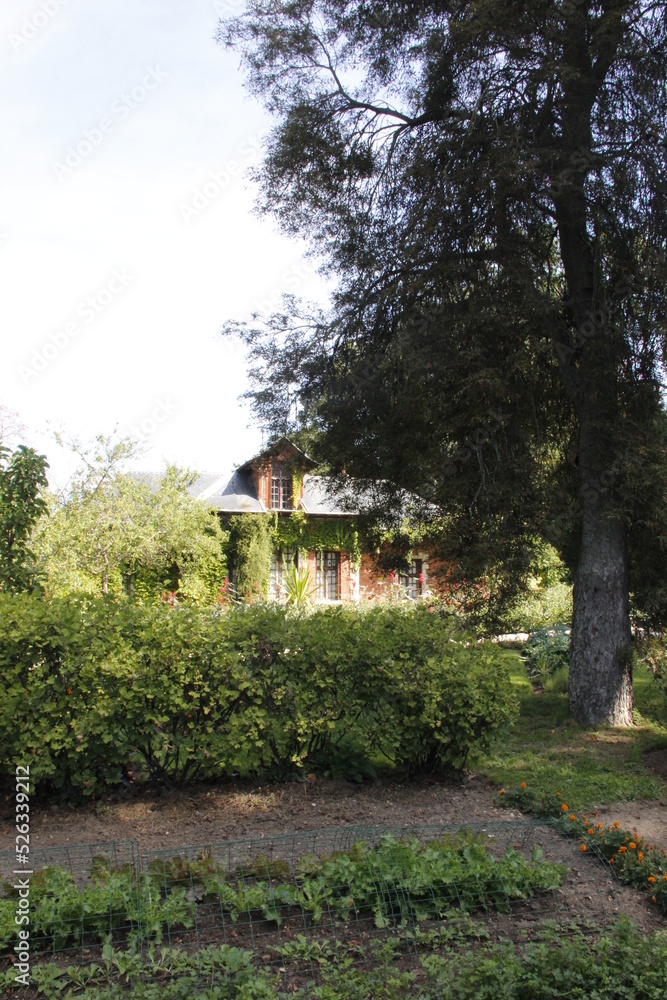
[291,469,303,510]
[226,515,273,598]
[272,512,361,570]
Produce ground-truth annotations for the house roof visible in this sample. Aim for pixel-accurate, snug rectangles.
[128,439,431,520]
[300,474,356,516]
[237,436,317,474]
[128,457,351,517]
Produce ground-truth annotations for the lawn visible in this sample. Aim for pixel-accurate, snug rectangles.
[479,655,667,810]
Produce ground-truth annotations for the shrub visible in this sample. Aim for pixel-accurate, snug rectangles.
[523,624,571,691]
[374,646,518,774]
[226,515,273,599]
[501,581,573,633]
[0,595,254,795]
[0,596,518,796]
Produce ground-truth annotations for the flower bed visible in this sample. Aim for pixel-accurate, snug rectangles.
[498,783,667,913]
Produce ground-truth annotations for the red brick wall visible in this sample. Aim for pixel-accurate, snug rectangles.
[339,552,351,601]
[252,452,304,509]
[252,461,271,508]
[359,553,385,600]
[358,548,451,600]
[305,551,318,595]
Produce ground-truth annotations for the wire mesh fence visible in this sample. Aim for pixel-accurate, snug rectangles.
[0,821,639,996]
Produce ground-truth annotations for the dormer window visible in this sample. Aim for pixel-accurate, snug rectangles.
[270,462,293,510]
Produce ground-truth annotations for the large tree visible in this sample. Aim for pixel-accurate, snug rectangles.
[220,1,667,725]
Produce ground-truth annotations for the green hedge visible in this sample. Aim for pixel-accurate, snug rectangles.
[0,596,518,797]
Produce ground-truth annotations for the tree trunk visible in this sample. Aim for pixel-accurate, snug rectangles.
[569,456,633,727]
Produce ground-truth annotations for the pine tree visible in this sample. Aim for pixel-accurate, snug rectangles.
[220,1,667,725]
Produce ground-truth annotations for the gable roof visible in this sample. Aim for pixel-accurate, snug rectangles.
[129,439,430,520]
[237,436,317,474]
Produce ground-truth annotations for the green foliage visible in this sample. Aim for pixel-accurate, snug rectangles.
[421,919,667,999]
[272,510,361,569]
[524,625,571,692]
[501,582,573,634]
[0,596,517,795]
[378,645,519,775]
[0,834,563,967]
[497,547,573,633]
[33,436,228,603]
[227,514,273,599]
[0,443,48,593]
[9,920,667,999]
[636,636,667,722]
[283,562,315,605]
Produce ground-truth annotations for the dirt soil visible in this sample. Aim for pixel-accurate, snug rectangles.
[2,773,667,998]
[2,772,665,862]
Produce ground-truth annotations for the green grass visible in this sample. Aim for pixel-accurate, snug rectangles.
[479,655,667,810]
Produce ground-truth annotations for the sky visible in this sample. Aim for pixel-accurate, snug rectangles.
[0,0,327,489]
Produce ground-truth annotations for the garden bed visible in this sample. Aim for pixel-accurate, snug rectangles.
[2,820,665,997]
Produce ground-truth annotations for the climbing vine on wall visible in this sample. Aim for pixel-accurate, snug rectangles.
[290,469,303,511]
[272,511,361,569]
[224,509,436,598]
[226,515,273,598]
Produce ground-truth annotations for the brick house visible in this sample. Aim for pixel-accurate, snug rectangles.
[187,438,435,603]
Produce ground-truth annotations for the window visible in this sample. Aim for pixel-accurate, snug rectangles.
[399,559,424,599]
[269,547,297,599]
[317,550,340,601]
[270,463,293,510]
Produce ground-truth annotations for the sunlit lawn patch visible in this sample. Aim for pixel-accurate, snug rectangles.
[480,660,667,809]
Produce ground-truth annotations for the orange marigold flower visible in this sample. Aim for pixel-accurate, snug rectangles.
[638,853,644,862]
[662,876,667,882]
[588,829,594,835]
[618,846,627,854]
[557,791,561,797]
[651,896,657,904]
[609,858,615,864]
[520,782,527,789]
[648,877,656,883]
[629,842,637,850]
[613,821,620,829]
[570,814,576,821]
[498,790,504,796]
[579,844,587,852]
